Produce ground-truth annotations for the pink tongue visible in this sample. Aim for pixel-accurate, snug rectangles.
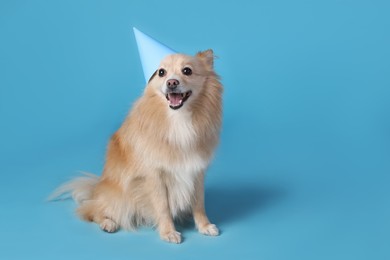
[169,93,182,106]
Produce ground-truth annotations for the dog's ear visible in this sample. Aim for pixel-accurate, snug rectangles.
[196,49,214,70]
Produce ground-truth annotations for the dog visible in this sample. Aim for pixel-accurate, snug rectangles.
[49,50,223,244]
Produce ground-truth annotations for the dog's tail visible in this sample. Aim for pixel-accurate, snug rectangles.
[47,172,99,204]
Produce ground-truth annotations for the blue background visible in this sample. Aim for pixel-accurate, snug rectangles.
[1,0,389,259]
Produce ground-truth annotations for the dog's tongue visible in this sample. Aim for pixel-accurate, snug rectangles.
[168,93,182,106]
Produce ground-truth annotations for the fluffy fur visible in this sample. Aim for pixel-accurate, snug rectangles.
[49,50,223,244]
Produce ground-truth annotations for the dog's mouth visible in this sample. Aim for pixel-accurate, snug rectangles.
[165,91,192,110]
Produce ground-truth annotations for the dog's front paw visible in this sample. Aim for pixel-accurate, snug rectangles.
[198,223,219,236]
[160,231,182,244]
[100,218,119,233]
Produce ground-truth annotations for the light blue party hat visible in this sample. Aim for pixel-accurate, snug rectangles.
[133,27,176,82]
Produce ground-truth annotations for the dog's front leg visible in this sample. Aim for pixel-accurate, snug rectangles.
[150,171,181,244]
[192,172,219,236]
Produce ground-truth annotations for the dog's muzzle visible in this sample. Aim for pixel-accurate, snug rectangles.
[165,90,192,110]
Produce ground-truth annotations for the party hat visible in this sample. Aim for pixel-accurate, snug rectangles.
[133,27,176,82]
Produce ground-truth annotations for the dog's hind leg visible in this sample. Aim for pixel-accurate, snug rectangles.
[77,200,120,233]
[76,178,123,233]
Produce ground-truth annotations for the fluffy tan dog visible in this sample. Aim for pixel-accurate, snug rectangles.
[50,50,223,244]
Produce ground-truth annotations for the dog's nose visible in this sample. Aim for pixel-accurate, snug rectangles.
[166,79,180,89]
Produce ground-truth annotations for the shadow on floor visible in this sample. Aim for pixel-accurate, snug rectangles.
[204,182,288,226]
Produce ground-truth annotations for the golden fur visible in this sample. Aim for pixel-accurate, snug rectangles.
[49,50,223,244]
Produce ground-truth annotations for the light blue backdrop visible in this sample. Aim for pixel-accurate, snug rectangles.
[1,0,389,259]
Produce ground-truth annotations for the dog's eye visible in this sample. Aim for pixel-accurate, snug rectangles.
[182,67,192,76]
[158,68,166,77]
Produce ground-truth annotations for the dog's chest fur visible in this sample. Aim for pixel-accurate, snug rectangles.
[166,109,196,148]
[163,109,207,216]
